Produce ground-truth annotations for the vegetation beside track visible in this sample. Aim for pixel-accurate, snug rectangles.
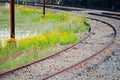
[0,5,90,71]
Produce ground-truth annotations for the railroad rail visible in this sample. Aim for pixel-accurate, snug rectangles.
[42,17,117,80]
[0,15,92,76]
[0,4,118,80]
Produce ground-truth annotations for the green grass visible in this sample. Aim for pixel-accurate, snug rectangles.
[0,5,90,71]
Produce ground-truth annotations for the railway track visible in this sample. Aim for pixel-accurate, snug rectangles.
[0,4,119,80]
[41,17,116,80]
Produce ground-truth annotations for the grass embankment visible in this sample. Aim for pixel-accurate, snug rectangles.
[0,5,90,71]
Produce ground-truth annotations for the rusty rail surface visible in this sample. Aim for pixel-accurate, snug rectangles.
[0,25,91,76]
[42,17,117,80]
[0,4,117,80]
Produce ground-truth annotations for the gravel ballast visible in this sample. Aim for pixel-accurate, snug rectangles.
[0,10,120,80]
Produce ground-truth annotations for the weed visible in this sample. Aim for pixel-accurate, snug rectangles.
[0,5,90,72]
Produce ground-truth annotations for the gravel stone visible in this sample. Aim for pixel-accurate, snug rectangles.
[0,9,120,80]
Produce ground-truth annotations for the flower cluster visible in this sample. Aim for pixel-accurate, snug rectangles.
[16,5,24,10]
[18,30,78,50]
[0,5,90,72]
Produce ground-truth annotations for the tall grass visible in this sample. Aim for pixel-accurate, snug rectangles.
[0,5,90,71]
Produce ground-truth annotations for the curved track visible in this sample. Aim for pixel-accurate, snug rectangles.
[0,4,119,80]
[42,17,116,80]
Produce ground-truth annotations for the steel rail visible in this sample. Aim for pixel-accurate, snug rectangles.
[0,4,117,79]
[0,25,91,76]
[41,17,117,80]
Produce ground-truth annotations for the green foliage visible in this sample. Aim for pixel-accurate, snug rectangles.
[18,30,78,50]
[59,32,78,45]
[0,5,90,72]
[0,40,2,47]
[1,9,9,14]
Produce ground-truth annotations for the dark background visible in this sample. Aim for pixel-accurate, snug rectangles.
[0,0,120,11]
